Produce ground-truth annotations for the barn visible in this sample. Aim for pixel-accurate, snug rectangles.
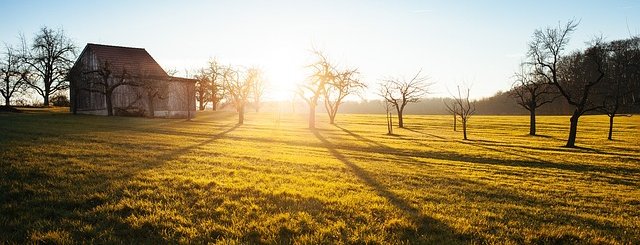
[69,43,196,118]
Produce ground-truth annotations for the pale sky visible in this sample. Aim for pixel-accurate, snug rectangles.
[1,0,638,100]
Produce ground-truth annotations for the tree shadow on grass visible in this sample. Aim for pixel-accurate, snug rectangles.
[311,129,469,244]
[401,126,447,140]
[0,123,241,243]
[329,125,639,186]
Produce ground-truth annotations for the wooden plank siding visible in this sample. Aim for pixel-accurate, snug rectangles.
[70,43,196,118]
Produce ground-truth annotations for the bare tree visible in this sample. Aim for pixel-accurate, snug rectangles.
[207,59,225,111]
[382,100,394,134]
[74,60,135,116]
[193,68,211,111]
[323,67,365,124]
[529,20,607,147]
[299,50,333,129]
[443,99,458,131]
[133,70,169,118]
[510,65,558,135]
[251,67,267,112]
[378,70,431,128]
[224,66,255,124]
[20,27,77,106]
[0,45,27,107]
[599,37,640,140]
[448,85,476,140]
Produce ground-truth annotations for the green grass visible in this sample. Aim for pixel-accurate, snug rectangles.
[1,108,639,244]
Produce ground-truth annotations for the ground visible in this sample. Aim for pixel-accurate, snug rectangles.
[0,108,639,244]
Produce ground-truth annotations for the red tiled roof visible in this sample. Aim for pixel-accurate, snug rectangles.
[83,43,169,78]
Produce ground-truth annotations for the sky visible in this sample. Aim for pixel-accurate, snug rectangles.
[1,0,638,100]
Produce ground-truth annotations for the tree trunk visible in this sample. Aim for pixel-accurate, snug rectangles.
[462,119,468,140]
[3,81,9,106]
[397,111,404,128]
[43,93,50,106]
[386,113,391,134]
[308,104,316,129]
[329,111,336,124]
[608,114,614,140]
[106,93,113,116]
[566,110,580,147]
[529,107,536,136]
[198,99,205,111]
[453,113,457,131]
[238,106,244,125]
[147,97,155,118]
[389,113,393,134]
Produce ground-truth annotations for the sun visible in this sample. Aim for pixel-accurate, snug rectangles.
[260,48,309,101]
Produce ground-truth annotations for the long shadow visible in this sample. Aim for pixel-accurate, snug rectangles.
[467,140,640,160]
[311,129,468,243]
[460,140,640,187]
[402,127,447,140]
[334,125,391,149]
[122,124,241,174]
[225,130,640,177]
[460,140,554,166]
[0,123,241,243]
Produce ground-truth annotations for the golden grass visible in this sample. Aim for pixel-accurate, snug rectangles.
[0,109,639,244]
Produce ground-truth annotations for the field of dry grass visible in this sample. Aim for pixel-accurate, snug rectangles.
[1,108,638,244]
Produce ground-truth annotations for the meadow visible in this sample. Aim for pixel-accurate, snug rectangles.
[0,109,638,244]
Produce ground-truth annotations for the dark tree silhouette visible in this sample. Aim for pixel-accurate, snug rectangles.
[20,27,77,106]
[599,37,640,140]
[323,67,365,124]
[299,50,333,129]
[79,60,134,116]
[0,45,27,106]
[529,20,607,147]
[447,85,475,140]
[136,73,168,118]
[379,70,430,128]
[510,65,558,135]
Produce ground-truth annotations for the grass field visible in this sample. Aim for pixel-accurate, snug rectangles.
[1,108,639,244]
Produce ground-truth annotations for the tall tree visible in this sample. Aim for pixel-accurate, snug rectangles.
[0,45,27,106]
[299,50,333,129]
[529,20,607,147]
[21,27,77,106]
[250,67,267,112]
[379,70,431,128]
[447,85,476,140]
[598,37,640,140]
[194,68,211,111]
[510,65,558,135]
[224,66,255,124]
[323,67,365,124]
[207,59,225,111]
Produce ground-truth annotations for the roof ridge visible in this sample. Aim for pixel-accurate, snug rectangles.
[86,43,146,50]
